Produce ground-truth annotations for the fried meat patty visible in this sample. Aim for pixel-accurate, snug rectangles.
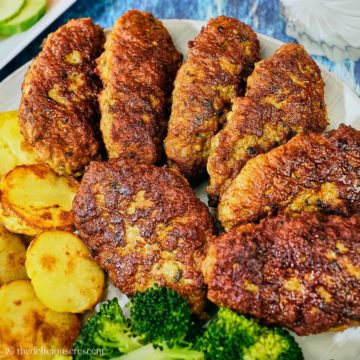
[218,125,360,230]
[72,159,214,314]
[165,16,260,179]
[203,213,360,335]
[19,18,105,176]
[207,44,327,202]
[97,10,182,164]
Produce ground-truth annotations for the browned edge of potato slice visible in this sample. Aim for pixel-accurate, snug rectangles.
[0,224,27,285]
[0,164,79,236]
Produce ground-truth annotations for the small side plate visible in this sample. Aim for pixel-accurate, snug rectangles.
[0,0,76,70]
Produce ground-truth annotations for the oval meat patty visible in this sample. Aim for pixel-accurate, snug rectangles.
[207,43,327,203]
[165,16,260,179]
[218,124,360,230]
[203,213,360,335]
[73,159,214,314]
[97,10,182,164]
[19,18,105,176]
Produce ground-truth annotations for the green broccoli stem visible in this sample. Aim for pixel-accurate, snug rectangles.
[94,335,142,353]
[113,343,205,360]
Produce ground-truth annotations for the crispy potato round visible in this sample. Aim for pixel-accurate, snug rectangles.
[0,111,39,178]
[0,279,80,359]
[0,164,79,236]
[26,230,105,313]
[0,224,27,285]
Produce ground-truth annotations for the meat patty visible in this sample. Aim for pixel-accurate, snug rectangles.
[218,124,360,230]
[207,44,327,203]
[203,213,360,335]
[19,18,105,176]
[72,159,214,314]
[165,16,260,179]
[97,10,182,164]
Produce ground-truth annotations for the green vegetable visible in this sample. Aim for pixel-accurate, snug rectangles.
[73,286,204,360]
[129,284,191,347]
[72,299,142,360]
[73,286,303,360]
[115,343,204,360]
[194,307,260,360]
[0,0,47,35]
[243,327,304,360]
[125,284,204,359]
[0,0,24,23]
[195,308,303,360]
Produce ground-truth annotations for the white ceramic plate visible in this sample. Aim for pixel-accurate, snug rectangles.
[0,0,77,70]
[0,19,360,360]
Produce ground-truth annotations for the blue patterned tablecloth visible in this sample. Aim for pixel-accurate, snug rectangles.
[0,0,359,96]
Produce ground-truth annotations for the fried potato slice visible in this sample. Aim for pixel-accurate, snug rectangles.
[0,279,80,359]
[0,110,39,177]
[0,224,27,285]
[0,164,79,235]
[26,231,105,313]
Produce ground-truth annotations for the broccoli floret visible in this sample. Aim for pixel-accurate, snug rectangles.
[185,314,207,344]
[195,307,261,360]
[243,327,303,360]
[114,343,204,360]
[129,284,191,347]
[73,299,142,360]
[74,290,303,360]
[195,308,303,360]
[122,285,204,359]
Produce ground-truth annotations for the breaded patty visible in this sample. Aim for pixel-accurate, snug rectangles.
[218,124,360,230]
[19,18,105,176]
[165,16,260,179]
[203,213,360,335]
[97,10,182,164]
[72,159,214,314]
[207,44,327,202]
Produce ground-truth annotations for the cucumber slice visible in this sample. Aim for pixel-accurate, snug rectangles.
[0,0,47,36]
[0,0,25,23]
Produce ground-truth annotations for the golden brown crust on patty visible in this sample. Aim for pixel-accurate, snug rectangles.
[164,16,260,179]
[218,124,360,230]
[203,213,360,335]
[207,44,327,202]
[19,18,105,176]
[72,159,214,314]
[97,10,182,164]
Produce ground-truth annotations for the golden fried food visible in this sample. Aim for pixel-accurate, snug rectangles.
[73,159,214,314]
[203,213,360,335]
[0,280,80,359]
[97,10,182,164]
[0,225,27,285]
[0,164,79,236]
[207,44,327,202]
[165,16,260,179]
[218,125,360,230]
[0,111,39,178]
[19,18,105,176]
[26,231,105,313]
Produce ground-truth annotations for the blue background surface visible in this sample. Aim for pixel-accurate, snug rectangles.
[0,0,359,95]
